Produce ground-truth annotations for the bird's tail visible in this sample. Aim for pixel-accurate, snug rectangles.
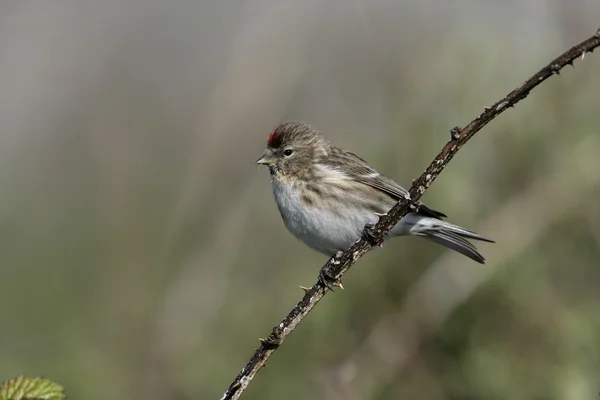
[400,215,494,263]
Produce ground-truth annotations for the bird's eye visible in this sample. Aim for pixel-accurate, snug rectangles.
[283,149,294,157]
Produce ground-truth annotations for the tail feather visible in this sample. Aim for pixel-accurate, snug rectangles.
[424,230,486,263]
[395,214,493,263]
[440,222,495,243]
[420,220,493,264]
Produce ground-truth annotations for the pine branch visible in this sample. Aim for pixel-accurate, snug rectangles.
[221,27,600,400]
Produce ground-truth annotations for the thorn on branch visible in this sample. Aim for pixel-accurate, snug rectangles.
[259,335,281,350]
[450,127,461,141]
[299,285,311,294]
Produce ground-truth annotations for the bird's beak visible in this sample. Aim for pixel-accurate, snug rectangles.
[256,149,275,165]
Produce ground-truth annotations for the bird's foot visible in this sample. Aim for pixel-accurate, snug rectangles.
[318,265,343,291]
[363,223,384,247]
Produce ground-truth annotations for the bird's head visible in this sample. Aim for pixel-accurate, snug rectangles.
[256,121,327,177]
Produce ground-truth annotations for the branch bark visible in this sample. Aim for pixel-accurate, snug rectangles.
[221,28,600,400]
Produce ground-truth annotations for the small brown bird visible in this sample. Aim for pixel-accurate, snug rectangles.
[257,121,493,263]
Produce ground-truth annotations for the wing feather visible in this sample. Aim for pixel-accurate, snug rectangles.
[323,150,447,219]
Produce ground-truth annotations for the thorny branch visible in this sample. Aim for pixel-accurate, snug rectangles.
[221,28,600,400]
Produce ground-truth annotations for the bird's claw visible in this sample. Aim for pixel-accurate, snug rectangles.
[318,267,343,291]
[363,223,383,247]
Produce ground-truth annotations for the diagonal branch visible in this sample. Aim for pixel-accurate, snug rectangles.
[221,28,600,400]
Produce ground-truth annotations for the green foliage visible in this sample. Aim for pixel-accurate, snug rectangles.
[0,377,64,400]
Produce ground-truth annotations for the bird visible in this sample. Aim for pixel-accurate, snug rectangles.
[256,120,493,269]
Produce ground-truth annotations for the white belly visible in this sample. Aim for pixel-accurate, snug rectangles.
[271,179,378,255]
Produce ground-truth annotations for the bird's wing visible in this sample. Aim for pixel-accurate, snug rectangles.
[350,163,409,200]
[328,150,408,198]
[327,150,447,219]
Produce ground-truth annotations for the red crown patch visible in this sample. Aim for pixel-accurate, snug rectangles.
[267,129,283,148]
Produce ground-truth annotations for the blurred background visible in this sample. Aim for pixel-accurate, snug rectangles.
[1,1,599,399]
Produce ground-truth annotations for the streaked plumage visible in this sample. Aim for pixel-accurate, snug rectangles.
[257,120,493,262]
